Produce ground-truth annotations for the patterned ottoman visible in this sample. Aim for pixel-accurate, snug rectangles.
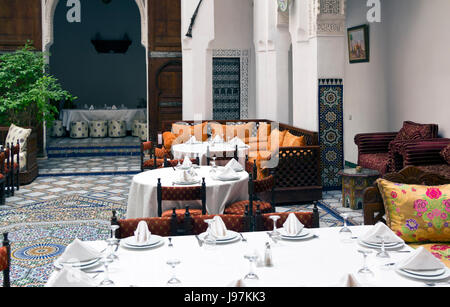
[108,120,127,138]
[70,121,89,139]
[51,120,65,137]
[132,120,146,137]
[89,121,108,138]
[138,123,148,141]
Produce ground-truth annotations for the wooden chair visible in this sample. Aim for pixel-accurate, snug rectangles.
[190,214,251,235]
[363,166,450,225]
[157,177,207,218]
[1,142,20,197]
[254,203,320,231]
[0,233,11,288]
[224,163,275,216]
[206,144,238,166]
[140,141,166,172]
[111,210,173,238]
[0,152,5,206]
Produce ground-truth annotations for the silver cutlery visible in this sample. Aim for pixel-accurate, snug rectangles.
[392,250,411,253]
[239,233,247,242]
[424,281,450,287]
[168,237,173,247]
[266,232,277,243]
[195,235,203,247]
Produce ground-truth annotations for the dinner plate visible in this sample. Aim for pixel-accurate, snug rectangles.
[280,231,315,241]
[54,257,101,270]
[198,231,240,244]
[401,267,447,277]
[396,267,450,281]
[123,235,162,247]
[360,240,403,247]
[278,228,310,238]
[358,239,404,250]
[216,176,241,181]
[173,179,201,185]
[122,239,165,250]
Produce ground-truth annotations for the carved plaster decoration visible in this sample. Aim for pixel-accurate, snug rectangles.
[308,0,346,38]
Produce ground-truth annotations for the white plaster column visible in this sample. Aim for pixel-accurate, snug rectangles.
[289,0,346,132]
[181,0,215,121]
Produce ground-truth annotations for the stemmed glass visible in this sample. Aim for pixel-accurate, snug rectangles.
[99,257,114,287]
[211,155,217,168]
[269,216,281,242]
[376,235,390,258]
[357,250,374,277]
[203,219,217,250]
[166,242,181,285]
[243,250,259,280]
[339,213,353,243]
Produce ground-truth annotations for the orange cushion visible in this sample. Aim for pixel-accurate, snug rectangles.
[257,122,271,141]
[225,123,255,141]
[172,123,192,143]
[210,123,225,138]
[191,122,208,142]
[268,129,287,151]
[282,131,306,147]
[161,209,203,218]
[224,200,272,215]
[163,132,178,151]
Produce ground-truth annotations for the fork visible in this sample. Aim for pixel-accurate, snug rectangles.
[168,237,173,248]
[195,235,203,247]
[239,233,247,242]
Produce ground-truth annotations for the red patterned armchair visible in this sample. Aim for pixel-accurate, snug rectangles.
[355,121,439,175]
[114,216,173,239]
[1,233,11,288]
[254,206,320,231]
[191,215,250,235]
[140,141,169,171]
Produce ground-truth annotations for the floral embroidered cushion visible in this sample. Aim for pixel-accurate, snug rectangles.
[376,178,450,243]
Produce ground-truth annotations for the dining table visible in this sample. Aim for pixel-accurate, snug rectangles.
[126,166,249,218]
[46,226,449,287]
[172,142,249,166]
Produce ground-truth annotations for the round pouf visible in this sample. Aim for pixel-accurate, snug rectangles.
[70,121,89,139]
[89,120,108,138]
[138,123,148,141]
[132,120,146,137]
[51,120,64,137]
[108,120,127,138]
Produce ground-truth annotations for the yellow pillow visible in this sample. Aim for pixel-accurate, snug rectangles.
[268,129,287,151]
[282,131,306,147]
[163,132,178,151]
[172,124,192,143]
[191,122,208,142]
[225,123,254,141]
[376,179,450,243]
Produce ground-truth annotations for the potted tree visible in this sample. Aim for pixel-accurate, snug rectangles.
[0,42,76,183]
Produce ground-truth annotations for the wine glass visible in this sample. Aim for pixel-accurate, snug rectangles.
[99,257,114,287]
[203,219,217,250]
[243,250,259,280]
[106,238,119,261]
[376,235,390,258]
[211,155,217,168]
[357,250,374,277]
[269,216,281,242]
[166,241,181,285]
[339,213,353,243]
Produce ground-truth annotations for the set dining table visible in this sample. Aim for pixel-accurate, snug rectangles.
[126,166,249,218]
[46,226,449,287]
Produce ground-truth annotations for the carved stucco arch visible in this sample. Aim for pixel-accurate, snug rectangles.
[41,0,148,53]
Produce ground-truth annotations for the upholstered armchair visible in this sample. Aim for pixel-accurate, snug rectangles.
[354,121,439,175]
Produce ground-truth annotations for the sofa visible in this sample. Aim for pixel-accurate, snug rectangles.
[159,120,322,204]
[354,121,439,175]
[0,125,39,185]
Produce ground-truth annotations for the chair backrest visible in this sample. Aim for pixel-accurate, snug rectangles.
[247,165,276,217]
[1,233,10,288]
[157,178,207,217]
[113,216,172,239]
[254,203,320,231]
[206,145,238,165]
[191,214,250,235]
[165,157,200,168]
[141,141,158,171]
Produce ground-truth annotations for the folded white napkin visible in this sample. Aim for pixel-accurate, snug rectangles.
[179,170,195,183]
[134,221,151,244]
[89,105,95,110]
[339,273,362,287]
[398,247,445,271]
[217,166,239,180]
[225,158,243,172]
[58,239,102,263]
[182,156,193,168]
[210,216,228,238]
[283,213,305,236]
[111,105,117,110]
[46,267,97,287]
[229,137,246,147]
[212,135,224,143]
[360,222,404,244]
[185,136,197,144]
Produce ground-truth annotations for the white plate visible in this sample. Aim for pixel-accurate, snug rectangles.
[279,228,310,238]
[54,257,101,270]
[214,175,241,181]
[198,231,240,244]
[358,239,404,250]
[122,239,165,250]
[123,235,163,247]
[401,267,447,277]
[396,268,450,281]
[173,179,201,185]
[360,240,403,247]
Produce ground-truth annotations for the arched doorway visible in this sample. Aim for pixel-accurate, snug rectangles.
[40,0,149,154]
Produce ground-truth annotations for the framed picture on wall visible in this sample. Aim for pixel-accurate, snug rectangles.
[347,25,370,63]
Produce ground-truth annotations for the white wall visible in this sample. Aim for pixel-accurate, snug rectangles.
[344,0,390,164]
[345,0,450,164]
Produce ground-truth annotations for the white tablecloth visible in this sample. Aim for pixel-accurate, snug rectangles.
[60,109,147,131]
[46,226,446,287]
[172,143,249,166]
[126,166,249,218]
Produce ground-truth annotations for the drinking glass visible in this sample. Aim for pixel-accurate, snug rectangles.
[339,213,353,243]
[211,155,217,168]
[357,250,374,277]
[106,238,119,261]
[99,257,114,287]
[376,235,390,258]
[166,241,181,285]
[269,216,281,242]
[243,250,259,280]
[203,219,217,250]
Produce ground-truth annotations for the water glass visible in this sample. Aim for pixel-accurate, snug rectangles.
[339,213,353,243]
[99,257,114,287]
[376,235,390,258]
[243,250,259,280]
[357,249,374,277]
[269,216,281,242]
[203,219,217,250]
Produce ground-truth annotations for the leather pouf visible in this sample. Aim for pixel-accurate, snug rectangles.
[89,121,108,138]
[138,123,148,141]
[108,120,127,138]
[70,121,89,139]
[51,120,65,137]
